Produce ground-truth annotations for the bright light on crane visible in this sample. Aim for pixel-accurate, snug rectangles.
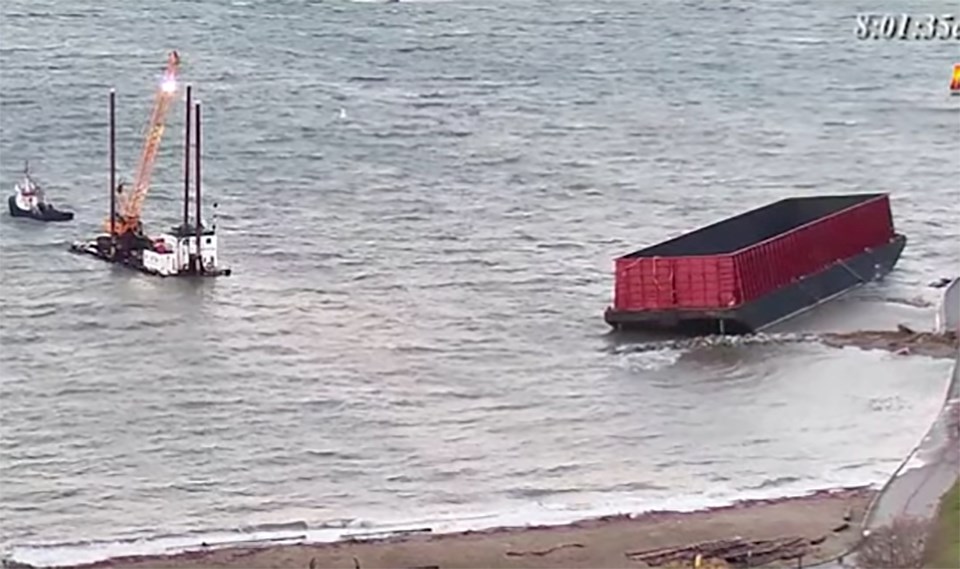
[103,50,182,236]
[160,49,180,94]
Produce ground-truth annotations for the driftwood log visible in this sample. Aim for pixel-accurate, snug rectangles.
[505,543,585,557]
[821,329,959,359]
[626,536,821,567]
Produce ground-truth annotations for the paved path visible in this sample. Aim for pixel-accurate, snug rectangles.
[809,283,960,569]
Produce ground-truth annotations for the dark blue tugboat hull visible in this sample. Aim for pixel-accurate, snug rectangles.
[8,195,74,222]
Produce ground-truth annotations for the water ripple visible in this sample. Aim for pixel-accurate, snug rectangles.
[1,0,958,561]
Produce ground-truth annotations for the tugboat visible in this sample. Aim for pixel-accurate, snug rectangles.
[7,162,74,222]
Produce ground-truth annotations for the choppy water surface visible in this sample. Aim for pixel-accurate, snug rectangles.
[1,0,958,564]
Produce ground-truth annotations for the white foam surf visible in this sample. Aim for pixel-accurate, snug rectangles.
[3,470,885,568]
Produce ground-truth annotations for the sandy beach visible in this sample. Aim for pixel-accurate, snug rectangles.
[35,486,874,569]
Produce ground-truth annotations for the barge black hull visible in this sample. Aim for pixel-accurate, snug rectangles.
[69,238,232,278]
[8,196,74,222]
[604,233,907,336]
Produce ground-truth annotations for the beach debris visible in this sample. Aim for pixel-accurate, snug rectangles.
[505,542,585,557]
[611,324,958,362]
[626,536,818,567]
[855,516,928,569]
[831,522,850,533]
[663,558,731,569]
[344,556,440,569]
[346,558,438,569]
[341,527,433,542]
[820,326,959,359]
[947,401,960,439]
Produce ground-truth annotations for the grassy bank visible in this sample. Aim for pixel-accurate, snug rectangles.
[924,478,959,569]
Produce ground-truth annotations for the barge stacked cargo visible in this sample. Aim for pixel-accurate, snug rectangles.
[604,194,906,335]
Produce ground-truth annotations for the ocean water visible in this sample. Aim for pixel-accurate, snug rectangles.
[1,0,958,566]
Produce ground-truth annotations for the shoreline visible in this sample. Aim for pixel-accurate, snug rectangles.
[5,329,952,569]
[8,486,876,569]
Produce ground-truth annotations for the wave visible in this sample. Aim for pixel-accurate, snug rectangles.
[607,331,816,356]
[2,472,885,569]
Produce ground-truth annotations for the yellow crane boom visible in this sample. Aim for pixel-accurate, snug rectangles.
[106,51,181,236]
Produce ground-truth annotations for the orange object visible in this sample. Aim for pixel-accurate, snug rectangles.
[951,63,960,94]
[103,51,182,235]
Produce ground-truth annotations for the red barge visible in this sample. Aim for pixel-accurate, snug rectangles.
[604,194,907,335]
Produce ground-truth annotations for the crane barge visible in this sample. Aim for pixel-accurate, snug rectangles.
[70,51,231,277]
